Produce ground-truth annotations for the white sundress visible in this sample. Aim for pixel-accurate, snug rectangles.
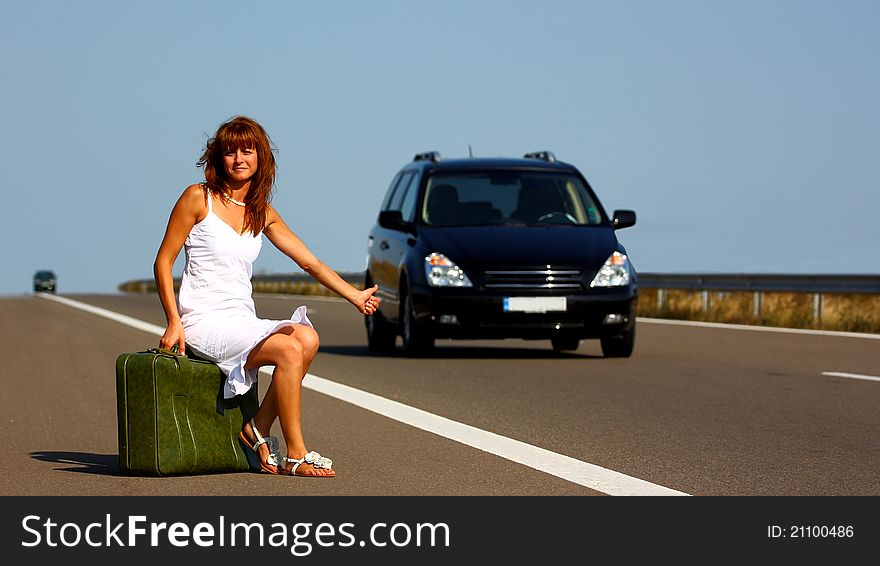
[178,188,313,399]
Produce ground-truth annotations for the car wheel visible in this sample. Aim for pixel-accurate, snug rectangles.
[365,309,396,352]
[551,337,580,352]
[401,286,434,356]
[600,325,635,358]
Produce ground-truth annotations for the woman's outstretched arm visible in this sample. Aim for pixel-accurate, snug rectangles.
[263,205,380,313]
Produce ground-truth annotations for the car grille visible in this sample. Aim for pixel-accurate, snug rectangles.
[482,269,583,290]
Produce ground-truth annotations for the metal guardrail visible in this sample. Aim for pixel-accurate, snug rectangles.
[121,272,880,295]
[119,272,879,323]
[636,273,880,322]
[637,273,880,294]
[118,272,366,295]
[119,271,880,330]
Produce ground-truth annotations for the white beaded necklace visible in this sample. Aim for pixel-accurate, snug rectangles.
[224,193,246,207]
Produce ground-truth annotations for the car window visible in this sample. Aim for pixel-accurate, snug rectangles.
[422,172,606,226]
[398,173,421,222]
[388,171,415,211]
[380,172,403,211]
[565,179,604,224]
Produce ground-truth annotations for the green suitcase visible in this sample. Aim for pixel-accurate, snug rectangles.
[115,348,259,476]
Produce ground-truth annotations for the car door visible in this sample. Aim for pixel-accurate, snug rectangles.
[368,170,418,321]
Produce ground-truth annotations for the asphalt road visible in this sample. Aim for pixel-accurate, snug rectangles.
[1,292,878,496]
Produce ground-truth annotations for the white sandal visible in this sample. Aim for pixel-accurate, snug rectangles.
[238,419,280,474]
[280,451,334,476]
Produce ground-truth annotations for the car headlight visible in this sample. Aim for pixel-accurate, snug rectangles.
[425,253,473,287]
[590,251,632,287]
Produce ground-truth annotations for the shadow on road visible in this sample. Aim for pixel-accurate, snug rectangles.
[31,451,120,476]
[319,344,603,360]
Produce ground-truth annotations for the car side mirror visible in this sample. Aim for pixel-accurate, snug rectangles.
[378,210,408,231]
[612,209,636,230]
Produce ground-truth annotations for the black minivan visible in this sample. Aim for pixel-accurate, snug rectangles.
[365,151,637,356]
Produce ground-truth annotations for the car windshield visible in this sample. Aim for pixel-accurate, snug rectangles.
[421,172,606,227]
[35,271,55,279]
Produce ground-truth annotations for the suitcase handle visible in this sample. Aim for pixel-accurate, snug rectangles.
[149,346,186,357]
[148,346,212,363]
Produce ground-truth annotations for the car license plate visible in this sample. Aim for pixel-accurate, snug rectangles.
[503,297,567,313]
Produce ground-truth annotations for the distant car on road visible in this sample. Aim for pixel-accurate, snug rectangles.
[33,270,57,293]
[365,150,638,356]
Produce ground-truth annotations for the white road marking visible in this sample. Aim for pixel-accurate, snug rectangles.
[292,372,686,495]
[638,317,880,340]
[822,371,880,383]
[38,292,688,496]
[39,293,167,335]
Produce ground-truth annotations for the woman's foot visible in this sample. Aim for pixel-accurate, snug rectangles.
[239,420,280,474]
[279,451,335,477]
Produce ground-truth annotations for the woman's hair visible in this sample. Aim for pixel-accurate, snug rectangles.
[197,116,277,235]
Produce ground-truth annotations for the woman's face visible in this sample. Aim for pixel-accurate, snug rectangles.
[223,146,258,183]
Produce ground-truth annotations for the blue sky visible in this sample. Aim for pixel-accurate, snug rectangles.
[3,0,878,295]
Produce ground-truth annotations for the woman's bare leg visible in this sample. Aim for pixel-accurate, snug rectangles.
[245,324,330,476]
[254,324,319,431]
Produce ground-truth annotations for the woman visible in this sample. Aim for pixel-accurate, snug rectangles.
[154,115,380,477]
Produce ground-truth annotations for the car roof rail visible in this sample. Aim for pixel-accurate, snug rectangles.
[523,151,556,162]
[413,151,441,163]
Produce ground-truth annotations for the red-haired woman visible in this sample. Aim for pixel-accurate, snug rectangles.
[154,116,380,477]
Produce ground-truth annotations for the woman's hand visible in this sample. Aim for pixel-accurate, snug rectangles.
[356,284,381,315]
[160,320,186,355]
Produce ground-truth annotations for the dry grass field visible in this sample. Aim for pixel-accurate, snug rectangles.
[637,289,880,334]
